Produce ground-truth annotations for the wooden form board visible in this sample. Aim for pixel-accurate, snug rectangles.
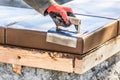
[0,35,120,74]
[0,27,5,44]
[6,28,83,54]
[0,46,74,73]
[74,36,120,74]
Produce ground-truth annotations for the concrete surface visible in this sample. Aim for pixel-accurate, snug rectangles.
[0,51,119,80]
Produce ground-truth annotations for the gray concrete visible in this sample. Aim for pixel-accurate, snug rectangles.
[0,52,119,80]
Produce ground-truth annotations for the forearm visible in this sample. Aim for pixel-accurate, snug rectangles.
[23,0,56,15]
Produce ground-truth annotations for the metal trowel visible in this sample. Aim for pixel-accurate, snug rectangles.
[46,12,81,48]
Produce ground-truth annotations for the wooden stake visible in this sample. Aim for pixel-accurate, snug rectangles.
[12,64,22,75]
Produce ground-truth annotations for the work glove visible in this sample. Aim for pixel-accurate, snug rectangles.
[47,4,75,27]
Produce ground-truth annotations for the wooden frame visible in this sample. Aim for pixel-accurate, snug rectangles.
[0,35,120,74]
[0,46,74,73]
[74,36,120,74]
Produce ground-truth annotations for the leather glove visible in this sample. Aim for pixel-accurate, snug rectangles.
[47,4,75,27]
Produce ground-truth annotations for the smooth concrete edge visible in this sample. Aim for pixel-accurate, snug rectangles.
[83,20,118,53]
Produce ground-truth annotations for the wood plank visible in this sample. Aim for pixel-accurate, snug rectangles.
[6,28,83,55]
[0,27,5,44]
[74,35,120,74]
[0,46,74,73]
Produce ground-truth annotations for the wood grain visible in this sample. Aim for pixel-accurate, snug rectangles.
[0,27,5,44]
[118,19,120,34]
[0,46,74,73]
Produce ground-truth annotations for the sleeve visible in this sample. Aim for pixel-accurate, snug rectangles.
[23,0,56,15]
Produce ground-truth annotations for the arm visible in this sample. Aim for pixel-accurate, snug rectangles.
[23,0,56,15]
[24,0,75,26]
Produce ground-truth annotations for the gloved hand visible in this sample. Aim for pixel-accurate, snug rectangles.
[47,4,75,27]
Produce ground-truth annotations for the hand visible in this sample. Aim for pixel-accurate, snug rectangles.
[47,4,75,27]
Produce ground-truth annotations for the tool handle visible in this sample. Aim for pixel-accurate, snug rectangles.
[68,16,81,25]
[68,16,81,33]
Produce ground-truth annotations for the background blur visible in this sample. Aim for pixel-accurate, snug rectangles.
[0,0,71,8]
